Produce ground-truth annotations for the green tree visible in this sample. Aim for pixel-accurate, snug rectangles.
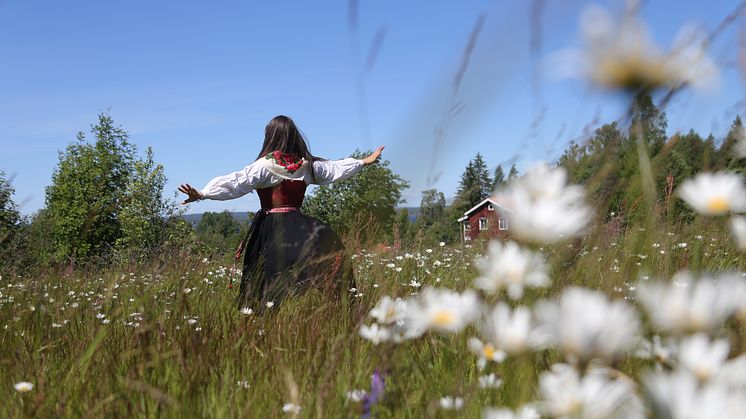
[195,211,246,252]
[419,189,446,226]
[0,170,22,271]
[507,164,519,180]
[45,112,177,265]
[303,150,409,242]
[491,164,505,191]
[116,147,181,261]
[455,153,492,214]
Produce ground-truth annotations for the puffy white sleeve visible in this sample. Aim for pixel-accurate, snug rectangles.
[199,161,269,201]
[312,158,364,185]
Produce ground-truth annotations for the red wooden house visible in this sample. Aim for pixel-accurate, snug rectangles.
[457,197,511,241]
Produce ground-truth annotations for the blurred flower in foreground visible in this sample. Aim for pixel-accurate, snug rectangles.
[438,396,464,410]
[405,287,480,336]
[678,333,730,382]
[474,240,549,299]
[484,405,539,419]
[635,335,677,368]
[539,364,644,419]
[282,403,301,414]
[479,303,546,355]
[678,172,746,216]
[643,370,746,419]
[368,296,407,325]
[729,216,746,252]
[535,287,639,362]
[637,273,735,333]
[478,373,502,389]
[14,381,33,392]
[552,4,718,93]
[359,323,392,345]
[468,337,507,369]
[495,164,592,244]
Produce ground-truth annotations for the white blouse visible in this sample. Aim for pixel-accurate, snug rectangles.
[199,157,364,201]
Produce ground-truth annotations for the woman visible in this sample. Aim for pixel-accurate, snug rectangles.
[178,115,384,309]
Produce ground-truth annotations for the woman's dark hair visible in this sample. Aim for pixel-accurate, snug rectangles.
[256,115,319,163]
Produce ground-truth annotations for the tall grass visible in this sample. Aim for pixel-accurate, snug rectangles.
[2,212,744,417]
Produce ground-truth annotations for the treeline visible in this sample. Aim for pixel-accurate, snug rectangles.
[0,113,411,274]
[558,93,746,226]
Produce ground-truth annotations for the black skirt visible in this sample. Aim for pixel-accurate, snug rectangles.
[237,209,355,309]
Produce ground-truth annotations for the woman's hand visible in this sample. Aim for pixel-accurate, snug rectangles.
[178,184,204,204]
[361,146,385,166]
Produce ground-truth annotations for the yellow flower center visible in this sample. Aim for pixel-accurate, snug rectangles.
[706,197,730,213]
[433,310,455,327]
[482,343,497,360]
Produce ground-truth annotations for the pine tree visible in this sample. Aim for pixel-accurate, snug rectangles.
[491,164,505,191]
[507,164,519,180]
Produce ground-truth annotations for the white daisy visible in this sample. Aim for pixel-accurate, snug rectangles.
[495,164,592,244]
[539,364,644,419]
[474,240,549,299]
[468,337,507,370]
[480,303,546,354]
[439,396,464,410]
[483,405,539,419]
[359,323,391,345]
[404,287,480,335]
[636,273,735,333]
[368,296,407,325]
[551,4,718,93]
[678,172,746,216]
[14,381,34,392]
[535,287,639,362]
[678,334,730,382]
[729,216,746,251]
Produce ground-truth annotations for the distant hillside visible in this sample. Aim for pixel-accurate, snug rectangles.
[182,207,420,226]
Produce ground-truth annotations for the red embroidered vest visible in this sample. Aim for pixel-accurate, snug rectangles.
[256,180,307,210]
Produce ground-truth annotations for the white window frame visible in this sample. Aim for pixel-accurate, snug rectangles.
[479,217,488,231]
[498,217,508,230]
[487,204,494,211]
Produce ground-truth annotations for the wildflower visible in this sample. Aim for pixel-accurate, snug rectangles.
[359,323,391,345]
[468,337,507,369]
[643,369,744,419]
[439,241,446,247]
[405,287,480,336]
[678,334,730,382]
[282,403,301,414]
[539,364,644,419]
[368,296,407,325]
[439,396,464,410]
[636,273,734,333]
[240,307,254,316]
[474,240,549,299]
[14,381,33,392]
[678,172,746,216]
[552,4,718,93]
[346,389,367,402]
[635,335,677,367]
[535,287,639,362]
[480,303,546,354]
[495,164,592,243]
[729,216,746,251]
[183,288,192,294]
[478,373,502,389]
[237,380,250,389]
[266,301,275,308]
[484,405,539,419]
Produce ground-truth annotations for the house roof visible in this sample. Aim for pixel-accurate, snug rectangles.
[456,196,513,222]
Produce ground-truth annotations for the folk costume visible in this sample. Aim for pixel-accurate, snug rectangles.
[199,151,363,309]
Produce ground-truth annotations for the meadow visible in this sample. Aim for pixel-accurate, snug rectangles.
[3,204,746,417]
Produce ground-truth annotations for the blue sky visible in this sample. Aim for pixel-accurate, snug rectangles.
[1,0,744,215]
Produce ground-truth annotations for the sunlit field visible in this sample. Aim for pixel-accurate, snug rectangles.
[5,1,746,418]
[3,210,746,417]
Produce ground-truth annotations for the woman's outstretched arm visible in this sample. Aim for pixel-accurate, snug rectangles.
[313,146,385,185]
[179,161,268,204]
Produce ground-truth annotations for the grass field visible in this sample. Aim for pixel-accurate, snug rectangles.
[3,211,746,418]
